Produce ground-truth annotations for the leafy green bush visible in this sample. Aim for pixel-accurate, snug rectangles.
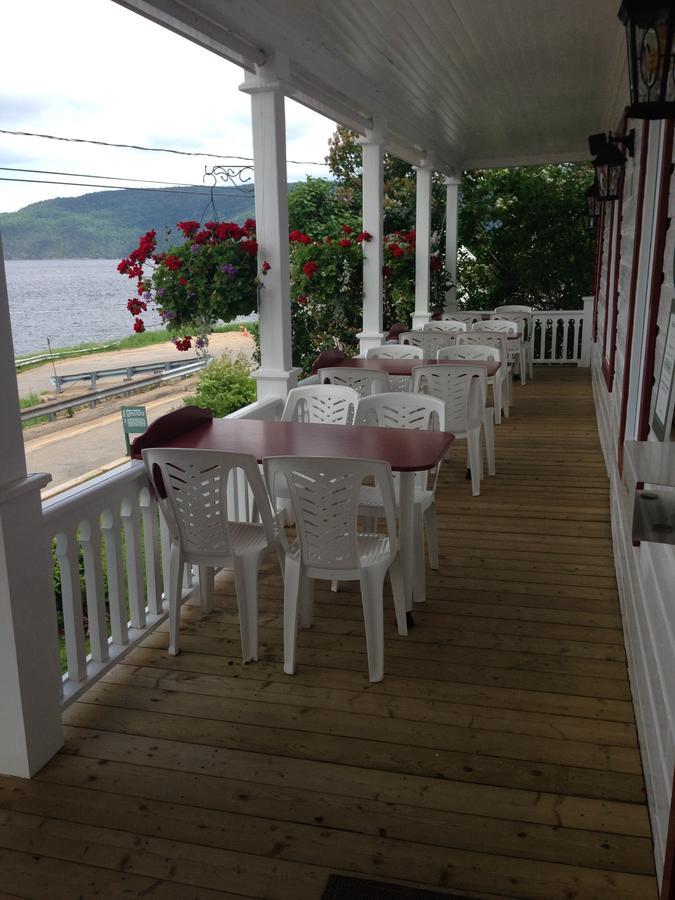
[184,355,256,417]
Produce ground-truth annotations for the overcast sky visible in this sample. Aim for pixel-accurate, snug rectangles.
[0,0,336,214]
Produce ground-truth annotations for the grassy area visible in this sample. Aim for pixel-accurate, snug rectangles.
[15,321,252,370]
[19,390,45,408]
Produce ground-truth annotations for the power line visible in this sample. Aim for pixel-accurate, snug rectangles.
[0,177,225,197]
[0,128,329,167]
[0,166,204,188]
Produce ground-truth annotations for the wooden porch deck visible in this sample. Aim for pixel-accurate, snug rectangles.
[0,369,658,900]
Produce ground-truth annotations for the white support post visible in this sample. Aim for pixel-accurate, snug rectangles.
[240,58,300,401]
[413,162,434,329]
[0,233,63,777]
[444,175,460,313]
[579,295,594,367]
[357,131,385,354]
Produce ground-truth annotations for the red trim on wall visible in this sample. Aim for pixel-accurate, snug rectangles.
[593,204,606,341]
[618,120,650,474]
[601,203,617,389]
[638,119,674,440]
[603,193,624,392]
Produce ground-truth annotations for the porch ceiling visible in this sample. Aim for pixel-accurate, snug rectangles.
[115,0,628,173]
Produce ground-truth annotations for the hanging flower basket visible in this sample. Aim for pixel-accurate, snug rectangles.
[118,219,269,352]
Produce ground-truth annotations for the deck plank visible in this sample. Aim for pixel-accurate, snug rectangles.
[0,369,658,898]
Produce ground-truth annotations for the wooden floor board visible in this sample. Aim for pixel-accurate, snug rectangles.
[0,369,658,898]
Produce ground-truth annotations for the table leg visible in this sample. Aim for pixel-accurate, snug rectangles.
[398,471,415,623]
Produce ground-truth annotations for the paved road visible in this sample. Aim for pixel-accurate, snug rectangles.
[21,332,255,496]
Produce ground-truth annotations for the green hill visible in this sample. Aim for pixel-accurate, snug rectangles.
[0,186,257,259]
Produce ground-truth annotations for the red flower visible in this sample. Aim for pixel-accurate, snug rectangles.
[303,260,319,278]
[337,238,351,248]
[215,222,243,241]
[127,298,147,316]
[261,260,271,273]
[388,242,405,258]
[164,254,183,271]
[382,265,392,277]
[178,276,188,286]
[430,255,442,272]
[117,258,130,274]
[133,317,145,333]
[241,239,259,257]
[401,229,416,244]
[295,295,308,306]
[289,229,312,244]
[194,229,211,245]
[356,231,372,242]
[173,336,192,352]
[177,220,200,238]
[243,218,256,231]
[340,224,353,234]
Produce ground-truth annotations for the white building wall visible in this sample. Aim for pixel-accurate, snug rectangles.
[592,118,675,886]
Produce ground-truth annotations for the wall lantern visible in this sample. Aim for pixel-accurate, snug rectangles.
[619,1,675,118]
[584,211,599,234]
[588,131,635,201]
[585,182,602,218]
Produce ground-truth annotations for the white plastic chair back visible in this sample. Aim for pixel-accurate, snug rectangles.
[398,330,426,348]
[474,318,518,334]
[437,344,498,363]
[457,331,508,363]
[443,311,489,325]
[491,311,531,340]
[494,305,533,314]
[366,344,423,359]
[281,384,359,425]
[423,319,467,332]
[264,457,399,571]
[318,366,390,397]
[143,448,277,562]
[412,364,483,434]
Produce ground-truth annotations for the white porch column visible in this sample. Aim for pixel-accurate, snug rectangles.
[412,162,434,329]
[357,131,385,354]
[0,233,63,776]
[240,58,300,400]
[444,175,460,313]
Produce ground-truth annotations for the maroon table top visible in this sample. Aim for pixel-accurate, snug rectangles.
[132,415,454,473]
[329,357,501,377]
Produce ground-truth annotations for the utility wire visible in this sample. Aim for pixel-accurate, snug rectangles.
[0,177,224,196]
[0,166,204,188]
[0,128,329,167]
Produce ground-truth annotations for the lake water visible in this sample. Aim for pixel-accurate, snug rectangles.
[5,259,163,356]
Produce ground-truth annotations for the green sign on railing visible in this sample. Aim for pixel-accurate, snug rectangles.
[121,405,148,454]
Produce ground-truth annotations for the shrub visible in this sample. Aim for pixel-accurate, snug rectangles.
[184,355,256,417]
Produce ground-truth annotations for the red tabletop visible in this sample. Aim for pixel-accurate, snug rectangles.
[330,357,501,377]
[132,416,454,473]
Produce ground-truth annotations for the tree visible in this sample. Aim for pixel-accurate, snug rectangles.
[458,165,595,310]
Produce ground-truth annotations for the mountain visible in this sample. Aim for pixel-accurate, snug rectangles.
[0,186,257,259]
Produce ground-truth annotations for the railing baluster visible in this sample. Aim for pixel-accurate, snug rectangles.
[101,508,128,646]
[121,496,146,629]
[80,519,108,663]
[534,318,544,361]
[54,530,87,682]
[140,488,163,615]
[560,317,570,362]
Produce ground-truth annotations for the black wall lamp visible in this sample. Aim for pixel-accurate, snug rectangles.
[588,131,636,201]
[619,1,675,119]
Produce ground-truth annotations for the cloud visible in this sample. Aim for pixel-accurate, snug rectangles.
[0,95,51,126]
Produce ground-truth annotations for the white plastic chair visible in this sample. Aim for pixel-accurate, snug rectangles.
[366,344,423,359]
[400,330,458,358]
[412,364,489,496]
[264,456,406,683]
[423,319,467,332]
[281,384,359,425]
[355,393,446,603]
[459,331,514,413]
[398,330,426,348]
[318,366,390,397]
[493,310,534,379]
[142,448,280,662]
[473,318,527,385]
[438,342,506,424]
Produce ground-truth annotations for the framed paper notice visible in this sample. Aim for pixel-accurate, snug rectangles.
[652,298,675,441]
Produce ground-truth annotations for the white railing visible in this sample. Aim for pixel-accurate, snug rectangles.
[42,395,283,706]
[447,298,593,366]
